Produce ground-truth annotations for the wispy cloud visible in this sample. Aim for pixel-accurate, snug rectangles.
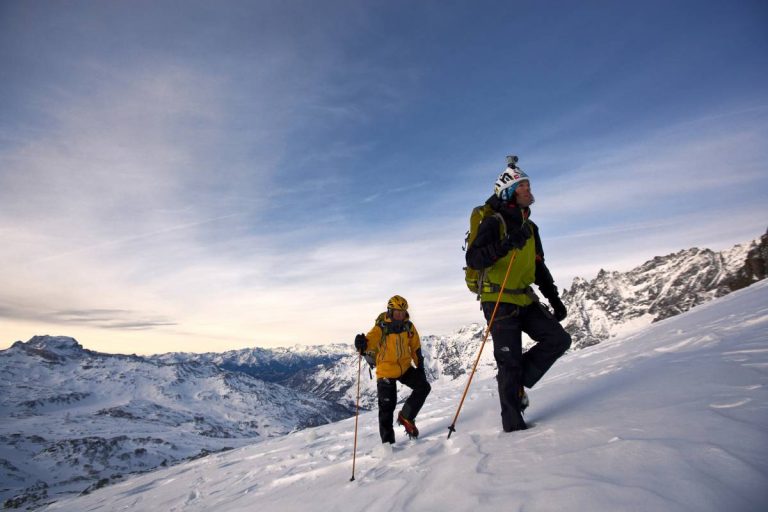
[532,114,768,222]
[30,213,246,264]
[53,309,177,331]
[0,303,177,331]
[2,1,766,353]
[362,181,428,203]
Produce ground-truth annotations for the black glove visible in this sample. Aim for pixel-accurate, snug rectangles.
[500,223,532,252]
[354,334,367,353]
[549,296,567,321]
[415,348,426,378]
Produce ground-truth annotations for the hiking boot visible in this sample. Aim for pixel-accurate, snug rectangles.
[502,412,528,432]
[397,411,419,439]
[520,388,529,413]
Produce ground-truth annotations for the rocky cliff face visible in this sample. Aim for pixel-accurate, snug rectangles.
[721,229,768,291]
[561,230,767,349]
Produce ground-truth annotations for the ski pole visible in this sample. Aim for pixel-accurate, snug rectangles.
[448,249,518,438]
[350,352,362,481]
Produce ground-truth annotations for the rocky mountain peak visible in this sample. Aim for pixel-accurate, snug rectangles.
[561,229,767,349]
[11,335,86,361]
[721,228,768,291]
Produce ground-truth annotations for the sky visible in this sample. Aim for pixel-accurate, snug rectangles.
[1,0,767,354]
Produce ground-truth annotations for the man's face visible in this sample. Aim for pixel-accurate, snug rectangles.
[514,180,533,207]
[391,309,407,321]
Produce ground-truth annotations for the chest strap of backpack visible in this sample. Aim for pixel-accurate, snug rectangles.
[378,319,414,338]
[481,284,539,302]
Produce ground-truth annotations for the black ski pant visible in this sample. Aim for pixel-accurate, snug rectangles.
[377,367,431,443]
[483,301,571,431]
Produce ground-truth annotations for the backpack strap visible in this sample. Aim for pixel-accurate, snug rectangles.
[375,313,387,350]
[474,213,509,301]
[492,212,507,239]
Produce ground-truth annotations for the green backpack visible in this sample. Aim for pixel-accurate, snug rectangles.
[462,204,507,300]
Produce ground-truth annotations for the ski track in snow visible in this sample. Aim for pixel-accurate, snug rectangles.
[44,281,768,512]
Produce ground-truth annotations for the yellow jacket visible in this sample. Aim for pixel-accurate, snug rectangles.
[364,313,421,379]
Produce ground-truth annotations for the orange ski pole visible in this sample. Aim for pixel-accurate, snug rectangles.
[350,352,362,481]
[448,249,518,438]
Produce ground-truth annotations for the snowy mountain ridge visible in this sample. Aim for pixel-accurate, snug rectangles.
[44,279,768,512]
[148,323,502,414]
[0,337,350,509]
[561,229,767,348]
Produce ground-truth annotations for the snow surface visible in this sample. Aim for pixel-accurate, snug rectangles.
[0,337,350,508]
[45,281,768,512]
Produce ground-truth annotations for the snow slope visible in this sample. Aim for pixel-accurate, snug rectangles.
[45,280,768,512]
[0,338,349,508]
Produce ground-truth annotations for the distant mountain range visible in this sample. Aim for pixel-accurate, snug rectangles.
[2,228,765,509]
[0,336,349,509]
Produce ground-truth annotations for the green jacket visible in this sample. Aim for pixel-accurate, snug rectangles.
[481,230,537,305]
[466,195,559,306]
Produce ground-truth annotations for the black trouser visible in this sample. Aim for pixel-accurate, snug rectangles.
[483,301,571,431]
[377,367,431,443]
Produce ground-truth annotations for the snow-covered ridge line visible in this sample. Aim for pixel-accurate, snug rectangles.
[46,280,768,512]
[0,338,351,510]
[561,229,767,348]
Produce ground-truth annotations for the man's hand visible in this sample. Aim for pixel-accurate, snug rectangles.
[354,334,367,353]
[500,223,532,252]
[415,348,426,379]
[549,296,567,321]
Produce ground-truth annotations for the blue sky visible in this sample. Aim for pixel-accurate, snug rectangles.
[1,0,766,354]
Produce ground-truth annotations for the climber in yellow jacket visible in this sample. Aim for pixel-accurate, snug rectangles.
[354,295,431,443]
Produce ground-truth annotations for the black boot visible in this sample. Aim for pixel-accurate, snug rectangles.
[520,387,529,413]
[381,429,395,444]
[497,369,527,432]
